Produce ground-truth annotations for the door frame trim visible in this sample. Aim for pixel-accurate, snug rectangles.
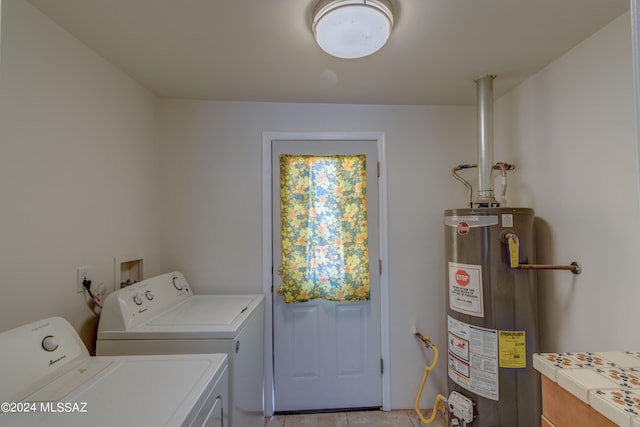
[261,131,390,415]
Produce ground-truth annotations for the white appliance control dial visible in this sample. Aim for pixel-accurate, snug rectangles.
[133,293,143,305]
[172,276,184,291]
[145,290,154,300]
[41,335,59,352]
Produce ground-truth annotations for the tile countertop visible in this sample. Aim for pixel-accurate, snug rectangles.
[533,352,640,427]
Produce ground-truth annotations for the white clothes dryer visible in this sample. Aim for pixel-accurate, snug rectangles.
[0,316,228,427]
[96,271,265,427]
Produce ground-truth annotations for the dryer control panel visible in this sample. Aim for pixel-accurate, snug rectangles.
[0,317,90,404]
[98,272,193,332]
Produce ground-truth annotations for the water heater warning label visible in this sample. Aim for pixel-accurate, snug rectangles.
[448,316,499,401]
[499,330,527,368]
[448,262,484,317]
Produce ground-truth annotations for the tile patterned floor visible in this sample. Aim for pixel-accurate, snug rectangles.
[265,410,447,427]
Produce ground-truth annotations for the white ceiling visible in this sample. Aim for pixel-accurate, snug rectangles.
[25,0,630,105]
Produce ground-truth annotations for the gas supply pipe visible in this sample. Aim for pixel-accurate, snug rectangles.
[504,233,581,274]
[414,330,447,424]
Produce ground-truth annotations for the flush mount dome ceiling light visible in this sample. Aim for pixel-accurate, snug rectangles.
[312,0,394,59]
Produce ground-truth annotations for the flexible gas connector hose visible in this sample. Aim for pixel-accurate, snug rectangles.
[451,164,476,208]
[414,334,447,424]
[492,162,513,207]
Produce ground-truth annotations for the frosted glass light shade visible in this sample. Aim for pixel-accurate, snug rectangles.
[312,0,394,59]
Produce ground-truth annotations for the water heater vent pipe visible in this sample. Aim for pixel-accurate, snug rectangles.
[476,75,498,207]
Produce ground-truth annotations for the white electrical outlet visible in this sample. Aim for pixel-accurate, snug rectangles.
[77,266,90,293]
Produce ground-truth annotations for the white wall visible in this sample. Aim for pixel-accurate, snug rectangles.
[494,11,638,351]
[158,100,476,408]
[0,0,161,352]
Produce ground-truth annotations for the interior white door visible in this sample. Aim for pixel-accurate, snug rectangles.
[272,140,381,412]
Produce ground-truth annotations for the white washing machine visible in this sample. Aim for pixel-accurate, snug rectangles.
[0,316,228,427]
[96,271,265,427]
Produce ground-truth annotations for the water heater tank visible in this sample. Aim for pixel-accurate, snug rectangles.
[444,207,540,427]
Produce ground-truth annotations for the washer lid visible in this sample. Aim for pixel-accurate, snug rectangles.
[1,354,227,427]
[98,294,264,340]
[149,294,254,326]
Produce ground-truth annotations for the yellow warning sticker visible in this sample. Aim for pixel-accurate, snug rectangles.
[499,330,526,368]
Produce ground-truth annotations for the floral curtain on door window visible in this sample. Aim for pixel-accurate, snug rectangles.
[279,154,370,304]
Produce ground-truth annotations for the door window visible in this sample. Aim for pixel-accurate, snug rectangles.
[279,154,370,303]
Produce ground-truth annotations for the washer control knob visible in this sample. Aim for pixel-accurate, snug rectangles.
[133,293,143,305]
[172,276,184,291]
[145,290,154,300]
[42,335,59,352]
